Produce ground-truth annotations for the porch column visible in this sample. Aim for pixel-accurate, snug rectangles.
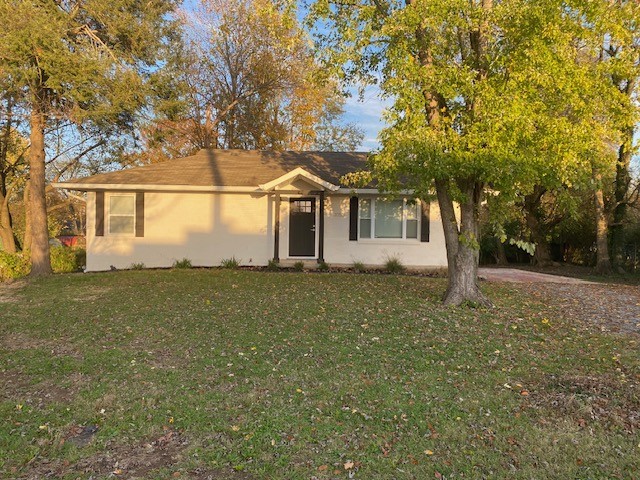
[273,193,280,262]
[318,190,325,263]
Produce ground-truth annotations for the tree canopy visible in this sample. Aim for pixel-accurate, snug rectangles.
[139,0,363,163]
[309,0,631,304]
[0,0,179,274]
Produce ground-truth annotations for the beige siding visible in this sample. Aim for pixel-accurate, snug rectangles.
[322,196,448,268]
[85,190,448,272]
[86,191,273,271]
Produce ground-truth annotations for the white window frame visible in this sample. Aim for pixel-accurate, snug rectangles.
[358,197,420,241]
[107,193,136,236]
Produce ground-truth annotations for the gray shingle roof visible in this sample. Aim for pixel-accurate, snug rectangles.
[66,149,369,188]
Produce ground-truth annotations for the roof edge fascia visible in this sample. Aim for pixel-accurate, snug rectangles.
[52,183,261,193]
[52,183,418,196]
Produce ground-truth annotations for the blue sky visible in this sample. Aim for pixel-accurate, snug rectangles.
[342,86,389,152]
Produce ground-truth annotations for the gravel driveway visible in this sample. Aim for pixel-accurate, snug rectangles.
[479,267,640,336]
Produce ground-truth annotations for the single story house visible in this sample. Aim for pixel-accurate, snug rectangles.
[54,149,448,272]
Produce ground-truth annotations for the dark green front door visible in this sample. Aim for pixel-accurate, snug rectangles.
[289,198,316,257]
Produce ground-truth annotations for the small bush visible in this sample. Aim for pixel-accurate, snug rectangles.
[317,261,329,272]
[221,257,240,269]
[51,246,85,273]
[0,251,30,281]
[130,262,145,270]
[385,257,405,274]
[293,261,305,272]
[352,261,365,272]
[266,259,279,271]
[173,258,192,269]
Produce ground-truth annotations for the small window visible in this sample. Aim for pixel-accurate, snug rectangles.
[406,201,419,239]
[358,198,420,240]
[359,199,371,238]
[291,200,313,213]
[109,194,135,235]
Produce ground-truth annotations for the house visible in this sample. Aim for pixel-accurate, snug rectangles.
[54,149,448,272]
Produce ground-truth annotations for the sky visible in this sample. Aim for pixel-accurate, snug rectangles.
[342,86,389,152]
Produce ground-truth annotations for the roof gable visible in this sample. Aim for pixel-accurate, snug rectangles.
[259,167,340,192]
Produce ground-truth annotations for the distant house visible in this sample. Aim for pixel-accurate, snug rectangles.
[54,149,447,272]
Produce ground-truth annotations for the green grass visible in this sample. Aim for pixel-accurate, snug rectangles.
[1,270,638,479]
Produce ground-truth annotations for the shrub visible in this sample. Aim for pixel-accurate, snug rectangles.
[173,258,192,269]
[317,261,329,272]
[50,246,85,273]
[352,261,365,272]
[293,261,305,272]
[221,257,240,269]
[0,251,30,281]
[130,262,145,270]
[266,259,279,271]
[385,256,405,274]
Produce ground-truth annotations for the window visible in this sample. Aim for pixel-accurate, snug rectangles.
[359,199,371,238]
[108,194,135,235]
[406,201,419,239]
[359,198,420,240]
[291,199,313,213]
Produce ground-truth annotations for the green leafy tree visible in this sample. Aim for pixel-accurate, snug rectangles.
[310,0,621,305]
[0,0,177,275]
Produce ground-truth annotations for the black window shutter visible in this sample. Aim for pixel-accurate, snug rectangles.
[420,200,430,242]
[135,192,144,237]
[95,191,104,237]
[349,196,358,241]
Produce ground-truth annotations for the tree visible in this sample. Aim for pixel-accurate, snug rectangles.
[597,0,639,272]
[0,89,28,253]
[310,0,621,305]
[137,0,362,163]
[0,0,177,275]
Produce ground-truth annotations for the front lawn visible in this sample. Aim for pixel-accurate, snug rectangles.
[1,270,638,479]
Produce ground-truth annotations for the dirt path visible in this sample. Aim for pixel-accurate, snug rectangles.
[478,267,594,284]
[479,268,640,336]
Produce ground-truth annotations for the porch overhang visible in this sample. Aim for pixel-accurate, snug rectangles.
[259,167,340,193]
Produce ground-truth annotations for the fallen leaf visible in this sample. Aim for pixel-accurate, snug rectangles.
[344,461,354,470]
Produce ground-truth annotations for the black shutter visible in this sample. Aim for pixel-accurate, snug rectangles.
[135,192,145,237]
[95,191,104,237]
[420,200,430,242]
[349,196,358,241]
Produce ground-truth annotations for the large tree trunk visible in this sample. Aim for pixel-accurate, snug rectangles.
[23,181,32,252]
[0,187,16,253]
[0,94,17,253]
[593,171,612,274]
[28,98,52,276]
[494,236,508,265]
[436,179,491,307]
[610,125,634,271]
[523,186,553,267]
